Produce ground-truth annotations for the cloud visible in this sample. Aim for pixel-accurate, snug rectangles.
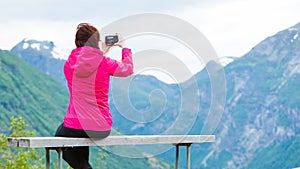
[0,0,211,50]
[1,0,300,58]
[177,0,300,57]
[0,0,205,21]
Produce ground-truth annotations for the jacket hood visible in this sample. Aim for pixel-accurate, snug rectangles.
[71,46,104,78]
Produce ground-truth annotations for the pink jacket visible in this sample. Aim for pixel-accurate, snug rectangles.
[63,46,133,131]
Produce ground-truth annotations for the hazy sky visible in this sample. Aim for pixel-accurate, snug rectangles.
[1,0,300,82]
[1,0,300,56]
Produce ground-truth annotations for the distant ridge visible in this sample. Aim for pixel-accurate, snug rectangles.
[11,39,67,86]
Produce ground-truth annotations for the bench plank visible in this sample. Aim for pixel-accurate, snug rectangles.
[7,135,215,148]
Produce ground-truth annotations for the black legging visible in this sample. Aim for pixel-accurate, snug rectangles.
[55,123,111,169]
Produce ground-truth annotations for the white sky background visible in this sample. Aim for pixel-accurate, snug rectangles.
[1,0,300,82]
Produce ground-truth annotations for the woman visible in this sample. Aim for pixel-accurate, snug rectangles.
[55,23,133,169]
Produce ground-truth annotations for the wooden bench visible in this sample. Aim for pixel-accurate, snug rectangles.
[7,135,215,169]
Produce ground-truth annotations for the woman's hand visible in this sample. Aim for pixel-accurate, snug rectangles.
[114,33,126,48]
[101,41,112,54]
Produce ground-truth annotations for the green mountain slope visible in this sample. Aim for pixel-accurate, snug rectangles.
[246,135,300,169]
[0,49,68,135]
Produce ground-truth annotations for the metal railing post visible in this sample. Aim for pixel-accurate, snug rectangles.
[45,148,50,169]
[174,143,192,169]
[186,144,191,169]
[175,144,179,169]
[57,148,63,169]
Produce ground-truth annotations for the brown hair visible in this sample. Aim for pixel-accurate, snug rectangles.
[75,23,100,48]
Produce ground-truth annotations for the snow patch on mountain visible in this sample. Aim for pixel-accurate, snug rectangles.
[30,43,41,51]
[22,42,29,49]
[293,34,298,40]
[15,39,69,59]
[219,56,238,66]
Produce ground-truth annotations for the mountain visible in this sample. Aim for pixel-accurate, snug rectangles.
[11,39,67,86]
[110,23,300,168]
[7,22,300,168]
[0,49,68,135]
[0,50,170,169]
[220,22,300,169]
[193,22,300,168]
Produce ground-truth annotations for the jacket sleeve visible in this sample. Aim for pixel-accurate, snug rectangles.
[110,48,133,77]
